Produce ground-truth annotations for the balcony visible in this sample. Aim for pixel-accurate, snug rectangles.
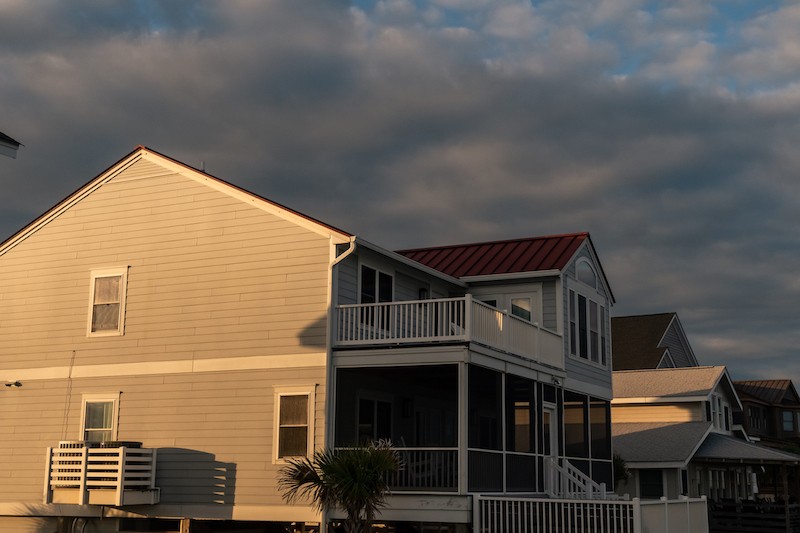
[335,295,563,369]
[44,442,159,506]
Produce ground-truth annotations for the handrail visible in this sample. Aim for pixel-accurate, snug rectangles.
[544,456,609,500]
[335,296,563,368]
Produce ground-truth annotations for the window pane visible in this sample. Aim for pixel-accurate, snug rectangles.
[360,266,376,304]
[280,395,308,425]
[85,401,113,429]
[94,276,120,304]
[578,295,588,359]
[511,298,532,322]
[378,272,393,303]
[279,427,308,457]
[589,301,599,362]
[569,290,576,356]
[564,391,588,458]
[577,262,596,288]
[92,303,120,332]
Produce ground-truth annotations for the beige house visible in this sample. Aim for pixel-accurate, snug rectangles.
[613,367,800,503]
[0,147,620,532]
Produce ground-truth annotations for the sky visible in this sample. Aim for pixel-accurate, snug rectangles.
[2,0,800,384]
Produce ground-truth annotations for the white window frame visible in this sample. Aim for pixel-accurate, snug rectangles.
[87,267,129,337]
[80,392,120,443]
[568,271,609,368]
[273,386,316,463]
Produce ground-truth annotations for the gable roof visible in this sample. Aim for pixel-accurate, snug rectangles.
[611,313,675,370]
[734,380,800,406]
[613,366,729,399]
[397,233,587,277]
[0,146,354,255]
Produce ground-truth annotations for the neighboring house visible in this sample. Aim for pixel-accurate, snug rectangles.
[0,131,21,158]
[735,380,800,447]
[613,367,800,504]
[611,312,699,370]
[0,147,617,533]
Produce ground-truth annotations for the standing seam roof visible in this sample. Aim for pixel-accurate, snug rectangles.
[397,233,588,277]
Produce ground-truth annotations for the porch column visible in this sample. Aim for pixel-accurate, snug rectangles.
[782,465,789,533]
[458,361,468,494]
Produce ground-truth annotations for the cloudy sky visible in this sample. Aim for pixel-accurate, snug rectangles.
[2,0,800,383]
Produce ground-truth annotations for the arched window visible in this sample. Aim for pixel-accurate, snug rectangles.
[576,260,597,288]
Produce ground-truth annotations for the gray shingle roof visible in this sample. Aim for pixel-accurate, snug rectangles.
[694,433,800,464]
[613,366,725,398]
[612,422,711,465]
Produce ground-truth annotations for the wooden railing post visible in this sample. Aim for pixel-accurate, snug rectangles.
[43,447,53,504]
[632,498,642,533]
[464,295,472,342]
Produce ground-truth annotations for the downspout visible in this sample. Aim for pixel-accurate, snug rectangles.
[323,235,357,529]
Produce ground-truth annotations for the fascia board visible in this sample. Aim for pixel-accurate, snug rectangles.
[624,461,688,469]
[611,396,709,404]
[459,270,561,283]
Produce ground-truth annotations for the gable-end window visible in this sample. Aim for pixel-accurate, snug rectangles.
[576,260,597,288]
[81,393,120,443]
[783,411,795,433]
[274,386,315,461]
[568,286,608,366]
[88,268,128,336]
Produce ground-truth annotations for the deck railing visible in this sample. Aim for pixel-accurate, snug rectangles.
[44,442,159,506]
[335,295,563,369]
[474,494,709,533]
[389,447,458,492]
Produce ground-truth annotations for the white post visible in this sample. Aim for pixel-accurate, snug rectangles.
[661,496,669,533]
[464,294,472,342]
[472,494,481,533]
[632,498,641,533]
[78,446,89,505]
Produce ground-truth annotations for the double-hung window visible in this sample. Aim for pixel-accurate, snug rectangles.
[568,281,608,366]
[274,387,315,461]
[81,393,120,443]
[88,267,128,336]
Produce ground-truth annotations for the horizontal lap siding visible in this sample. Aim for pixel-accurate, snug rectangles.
[0,159,333,369]
[0,157,334,509]
[0,369,326,506]
[612,404,703,423]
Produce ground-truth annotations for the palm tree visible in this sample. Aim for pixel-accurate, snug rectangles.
[278,441,401,533]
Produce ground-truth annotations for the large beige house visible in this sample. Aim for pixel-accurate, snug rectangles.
[0,147,617,532]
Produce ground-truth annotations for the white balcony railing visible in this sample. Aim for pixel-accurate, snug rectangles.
[335,295,563,369]
[44,442,159,506]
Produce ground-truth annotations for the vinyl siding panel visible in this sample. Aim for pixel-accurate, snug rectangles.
[0,155,336,516]
[662,325,693,367]
[542,280,557,330]
[612,403,704,423]
[0,158,333,370]
[0,368,326,507]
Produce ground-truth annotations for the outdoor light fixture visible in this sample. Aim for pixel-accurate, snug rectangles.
[4,381,21,388]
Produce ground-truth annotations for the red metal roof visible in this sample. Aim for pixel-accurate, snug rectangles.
[397,233,588,278]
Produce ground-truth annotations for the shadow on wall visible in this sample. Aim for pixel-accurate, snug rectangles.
[298,314,328,350]
[156,449,237,508]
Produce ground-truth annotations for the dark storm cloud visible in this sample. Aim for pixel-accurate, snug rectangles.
[2,0,800,383]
